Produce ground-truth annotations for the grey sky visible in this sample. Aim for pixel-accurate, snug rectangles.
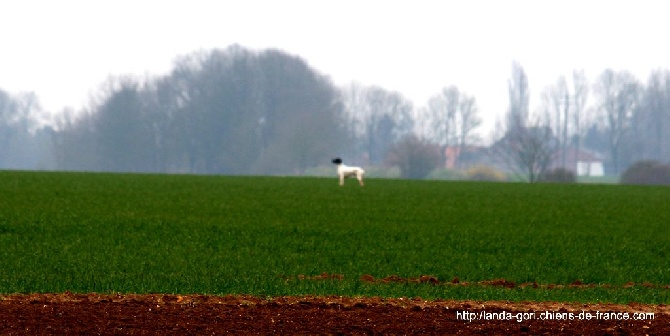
[1,0,668,136]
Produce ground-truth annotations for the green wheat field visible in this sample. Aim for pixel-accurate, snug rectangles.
[0,171,668,304]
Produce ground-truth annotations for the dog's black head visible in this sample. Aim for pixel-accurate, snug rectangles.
[332,157,342,164]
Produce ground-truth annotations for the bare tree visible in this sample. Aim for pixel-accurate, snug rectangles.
[593,69,641,174]
[494,62,558,182]
[541,76,570,169]
[341,84,413,165]
[340,82,370,159]
[420,86,481,144]
[494,124,558,182]
[432,86,458,145]
[540,71,591,172]
[571,70,589,167]
[637,70,670,162]
[416,86,481,168]
[455,94,482,159]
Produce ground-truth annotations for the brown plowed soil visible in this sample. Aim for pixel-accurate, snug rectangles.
[1,293,668,335]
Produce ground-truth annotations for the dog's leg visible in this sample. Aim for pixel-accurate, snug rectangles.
[339,174,345,186]
[357,173,364,187]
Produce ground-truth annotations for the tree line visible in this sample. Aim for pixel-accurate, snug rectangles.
[1,45,669,180]
[496,62,670,181]
[52,46,347,175]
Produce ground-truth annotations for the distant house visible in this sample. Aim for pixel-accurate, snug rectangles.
[444,147,459,169]
[551,147,604,177]
[445,145,605,177]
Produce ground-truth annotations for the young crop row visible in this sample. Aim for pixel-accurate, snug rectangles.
[0,171,668,303]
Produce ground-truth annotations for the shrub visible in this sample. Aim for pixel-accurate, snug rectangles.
[539,168,576,183]
[620,160,670,185]
[386,135,442,179]
[465,165,507,181]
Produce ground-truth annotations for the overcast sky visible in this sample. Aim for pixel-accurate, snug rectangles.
[1,0,669,135]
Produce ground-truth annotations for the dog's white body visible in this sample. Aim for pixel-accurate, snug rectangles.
[336,163,365,186]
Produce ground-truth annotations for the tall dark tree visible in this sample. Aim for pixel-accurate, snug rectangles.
[254,49,345,174]
[54,46,346,175]
[92,79,155,172]
[507,61,530,131]
[0,89,21,167]
[0,90,47,169]
[169,46,264,174]
[52,108,98,171]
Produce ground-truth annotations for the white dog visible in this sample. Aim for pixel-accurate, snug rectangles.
[332,157,365,186]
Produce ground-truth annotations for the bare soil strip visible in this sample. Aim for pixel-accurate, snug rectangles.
[288,272,670,289]
[1,293,668,335]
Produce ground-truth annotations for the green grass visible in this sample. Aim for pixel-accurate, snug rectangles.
[576,175,620,184]
[0,171,668,303]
